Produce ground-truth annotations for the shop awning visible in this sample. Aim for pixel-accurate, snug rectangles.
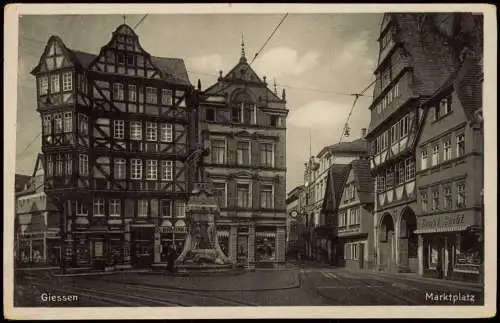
[255,232,276,238]
[414,224,470,234]
[217,231,229,237]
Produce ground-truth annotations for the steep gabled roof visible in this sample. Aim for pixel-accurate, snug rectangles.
[350,159,374,205]
[31,25,191,86]
[321,164,351,214]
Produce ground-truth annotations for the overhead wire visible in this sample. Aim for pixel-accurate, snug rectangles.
[250,13,289,65]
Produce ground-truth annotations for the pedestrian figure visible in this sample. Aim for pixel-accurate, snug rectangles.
[166,244,177,272]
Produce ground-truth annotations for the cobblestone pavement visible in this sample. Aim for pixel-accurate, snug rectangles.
[13,264,483,307]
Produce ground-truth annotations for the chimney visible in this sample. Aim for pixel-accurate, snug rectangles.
[361,128,367,138]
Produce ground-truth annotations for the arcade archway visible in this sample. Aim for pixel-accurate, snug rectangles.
[398,207,418,272]
[378,213,395,270]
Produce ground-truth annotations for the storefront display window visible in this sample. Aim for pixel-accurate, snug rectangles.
[455,231,480,272]
[428,237,439,269]
[109,238,123,265]
[76,239,90,264]
[237,235,248,262]
[218,234,229,256]
[255,235,276,261]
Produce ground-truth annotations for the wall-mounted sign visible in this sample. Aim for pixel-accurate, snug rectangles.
[417,213,474,230]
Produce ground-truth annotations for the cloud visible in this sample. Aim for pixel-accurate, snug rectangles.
[287,100,351,129]
[331,33,375,72]
[186,54,224,75]
[253,46,320,80]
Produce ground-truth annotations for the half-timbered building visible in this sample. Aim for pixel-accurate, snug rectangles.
[366,13,471,273]
[31,24,198,269]
[199,43,288,268]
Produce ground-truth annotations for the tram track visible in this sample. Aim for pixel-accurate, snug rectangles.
[21,273,260,307]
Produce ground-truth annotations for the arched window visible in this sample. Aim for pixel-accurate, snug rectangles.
[231,92,256,124]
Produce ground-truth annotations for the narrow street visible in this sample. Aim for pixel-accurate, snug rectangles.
[14,265,483,307]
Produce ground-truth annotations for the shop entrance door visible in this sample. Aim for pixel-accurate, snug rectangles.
[359,243,365,269]
[237,235,248,264]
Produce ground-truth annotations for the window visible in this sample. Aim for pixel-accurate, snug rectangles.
[160,123,173,142]
[39,76,48,95]
[405,158,415,181]
[236,183,250,208]
[62,72,72,91]
[236,141,250,165]
[146,160,158,180]
[400,115,409,137]
[55,154,63,175]
[146,122,158,141]
[398,161,406,184]
[434,104,441,121]
[443,139,452,161]
[431,188,439,211]
[46,155,53,176]
[175,201,186,218]
[443,185,452,209]
[160,200,172,217]
[126,55,135,65]
[381,31,392,49]
[206,108,215,122]
[63,112,72,132]
[161,160,173,181]
[51,74,60,93]
[260,142,274,166]
[78,74,87,94]
[117,53,125,64]
[421,148,428,170]
[113,83,124,101]
[146,87,157,104]
[138,200,148,217]
[232,106,242,123]
[376,175,386,192]
[211,139,226,164]
[66,154,72,175]
[386,166,395,188]
[79,114,88,135]
[161,89,173,105]
[76,201,88,216]
[213,182,226,208]
[457,182,466,208]
[113,120,124,139]
[421,191,428,212]
[128,84,137,102]
[270,115,280,127]
[94,241,103,257]
[114,158,126,179]
[93,199,105,217]
[43,115,52,135]
[130,159,143,180]
[390,124,397,143]
[130,121,142,140]
[432,144,439,166]
[54,113,63,133]
[79,154,88,176]
[441,96,452,115]
[260,184,274,209]
[456,134,465,158]
[109,199,121,217]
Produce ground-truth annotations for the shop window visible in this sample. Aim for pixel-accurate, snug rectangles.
[255,235,276,261]
[428,237,439,269]
[93,240,104,257]
[454,231,481,272]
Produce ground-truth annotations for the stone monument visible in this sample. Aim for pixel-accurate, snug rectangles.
[176,183,233,267]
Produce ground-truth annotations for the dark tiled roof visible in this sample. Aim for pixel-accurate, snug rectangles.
[72,50,97,69]
[350,159,375,204]
[318,138,368,157]
[150,56,191,86]
[15,174,30,192]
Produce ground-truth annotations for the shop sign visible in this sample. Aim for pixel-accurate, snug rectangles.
[417,213,469,230]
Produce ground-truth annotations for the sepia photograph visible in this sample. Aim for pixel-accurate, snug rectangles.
[4,3,496,320]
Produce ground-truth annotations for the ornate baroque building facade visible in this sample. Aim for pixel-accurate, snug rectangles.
[198,45,288,268]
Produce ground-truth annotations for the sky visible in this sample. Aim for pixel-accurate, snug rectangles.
[16,13,382,192]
